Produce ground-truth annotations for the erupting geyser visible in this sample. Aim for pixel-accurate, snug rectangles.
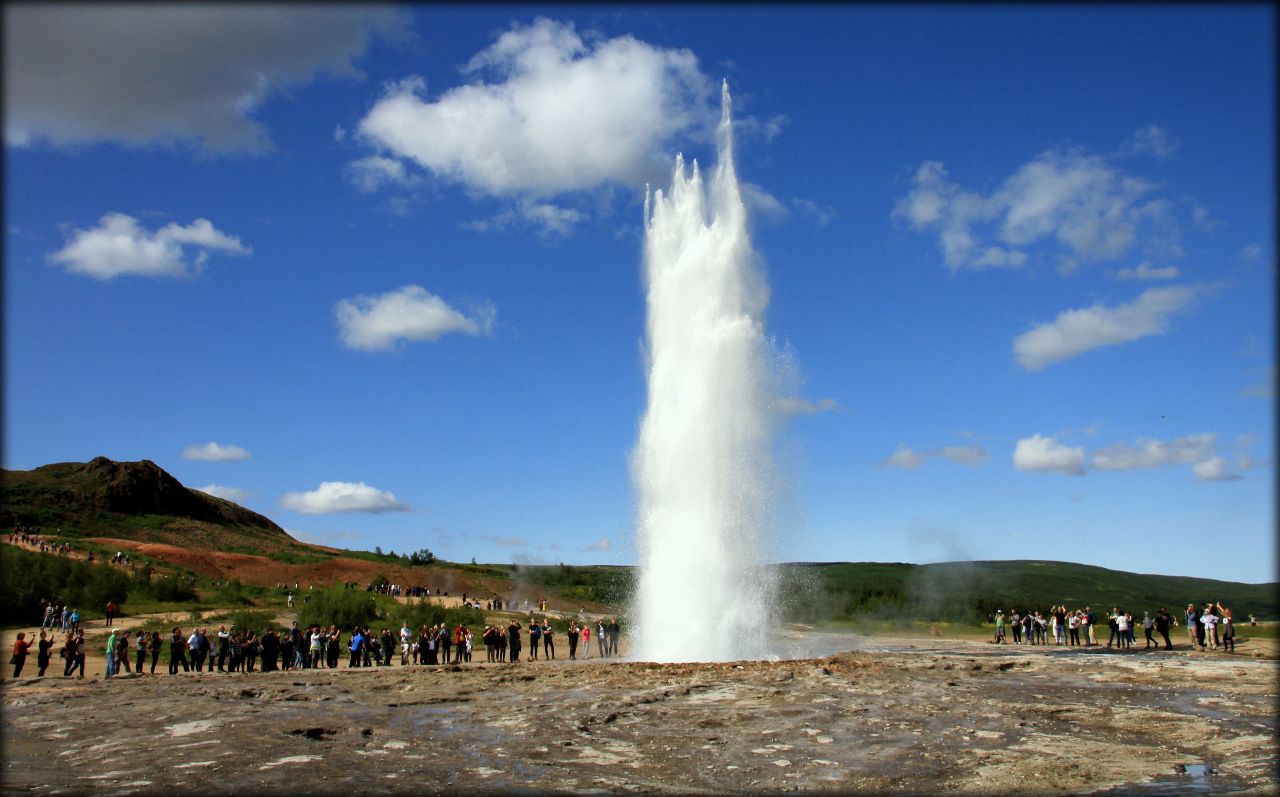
[631,82,779,662]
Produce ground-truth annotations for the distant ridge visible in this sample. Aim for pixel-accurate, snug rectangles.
[1,457,293,548]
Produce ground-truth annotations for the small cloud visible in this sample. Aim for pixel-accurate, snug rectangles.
[344,155,419,194]
[492,536,528,549]
[1113,262,1181,281]
[741,182,788,221]
[280,481,409,514]
[335,284,495,351]
[333,125,347,143]
[1240,243,1262,261]
[1129,124,1180,158]
[1239,364,1276,399]
[775,396,840,416]
[1013,285,1205,370]
[882,444,989,469]
[182,441,251,462]
[586,537,612,552]
[1013,434,1086,475]
[1192,457,1242,482]
[49,213,249,280]
[194,484,251,503]
[1090,433,1216,471]
[789,198,837,226]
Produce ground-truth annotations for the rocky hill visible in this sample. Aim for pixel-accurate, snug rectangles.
[1,457,294,548]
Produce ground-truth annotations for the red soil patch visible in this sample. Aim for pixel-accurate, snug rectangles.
[88,537,506,598]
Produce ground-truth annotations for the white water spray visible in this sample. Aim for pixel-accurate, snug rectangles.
[631,83,779,662]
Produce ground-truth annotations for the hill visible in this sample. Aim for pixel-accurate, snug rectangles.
[776,559,1279,624]
[1,457,293,550]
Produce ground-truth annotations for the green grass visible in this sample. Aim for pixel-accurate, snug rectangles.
[265,549,331,565]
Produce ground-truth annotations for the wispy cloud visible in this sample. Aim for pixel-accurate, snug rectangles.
[775,396,840,416]
[1090,433,1216,471]
[336,284,495,351]
[182,441,251,462]
[49,213,249,280]
[586,537,612,552]
[1013,285,1205,370]
[895,146,1178,272]
[1127,124,1180,158]
[280,481,409,514]
[1239,365,1275,399]
[880,444,989,470]
[1113,262,1180,281]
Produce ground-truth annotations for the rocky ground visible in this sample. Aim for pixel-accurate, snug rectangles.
[2,636,1276,795]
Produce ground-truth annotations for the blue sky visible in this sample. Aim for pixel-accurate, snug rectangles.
[4,5,1274,582]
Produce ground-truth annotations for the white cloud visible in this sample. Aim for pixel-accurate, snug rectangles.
[1128,124,1180,158]
[1192,457,1242,482]
[1013,434,1085,475]
[280,481,408,514]
[775,396,840,416]
[49,213,249,280]
[354,18,709,212]
[1090,433,1217,471]
[895,149,1172,271]
[1240,243,1262,261]
[586,537,612,552]
[1113,262,1180,281]
[344,155,419,194]
[882,444,989,469]
[194,484,252,503]
[1012,285,1204,370]
[5,5,403,152]
[182,441,251,462]
[335,284,495,351]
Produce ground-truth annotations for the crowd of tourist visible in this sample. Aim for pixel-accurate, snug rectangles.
[10,612,626,680]
[991,601,1249,653]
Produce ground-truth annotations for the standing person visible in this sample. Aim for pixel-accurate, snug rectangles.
[598,621,606,657]
[1155,608,1174,650]
[581,622,590,659]
[1116,612,1131,650]
[1221,609,1235,653]
[327,626,341,669]
[1107,609,1122,649]
[400,623,413,666]
[105,600,117,627]
[993,610,1005,644]
[567,622,579,660]
[1084,607,1097,645]
[1010,611,1023,645]
[216,626,231,672]
[37,630,54,677]
[169,628,190,674]
[607,617,620,656]
[115,630,132,674]
[1185,604,1200,648]
[1142,612,1156,650]
[188,629,206,673]
[148,631,162,674]
[104,629,118,679]
[1068,611,1081,646]
[1054,605,1068,645]
[528,618,540,661]
[11,632,32,678]
[1201,607,1219,650]
[134,630,146,674]
[508,620,522,662]
[349,627,364,668]
[61,633,79,678]
[542,619,555,660]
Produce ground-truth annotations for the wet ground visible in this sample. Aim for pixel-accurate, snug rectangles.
[2,636,1276,795]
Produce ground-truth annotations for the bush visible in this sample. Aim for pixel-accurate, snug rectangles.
[296,586,385,630]
[0,545,131,625]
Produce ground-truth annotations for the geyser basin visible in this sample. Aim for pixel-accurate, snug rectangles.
[631,83,779,663]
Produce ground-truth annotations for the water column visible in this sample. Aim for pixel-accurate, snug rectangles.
[631,83,778,662]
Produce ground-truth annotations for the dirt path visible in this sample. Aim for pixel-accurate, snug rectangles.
[2,638,1276,795]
